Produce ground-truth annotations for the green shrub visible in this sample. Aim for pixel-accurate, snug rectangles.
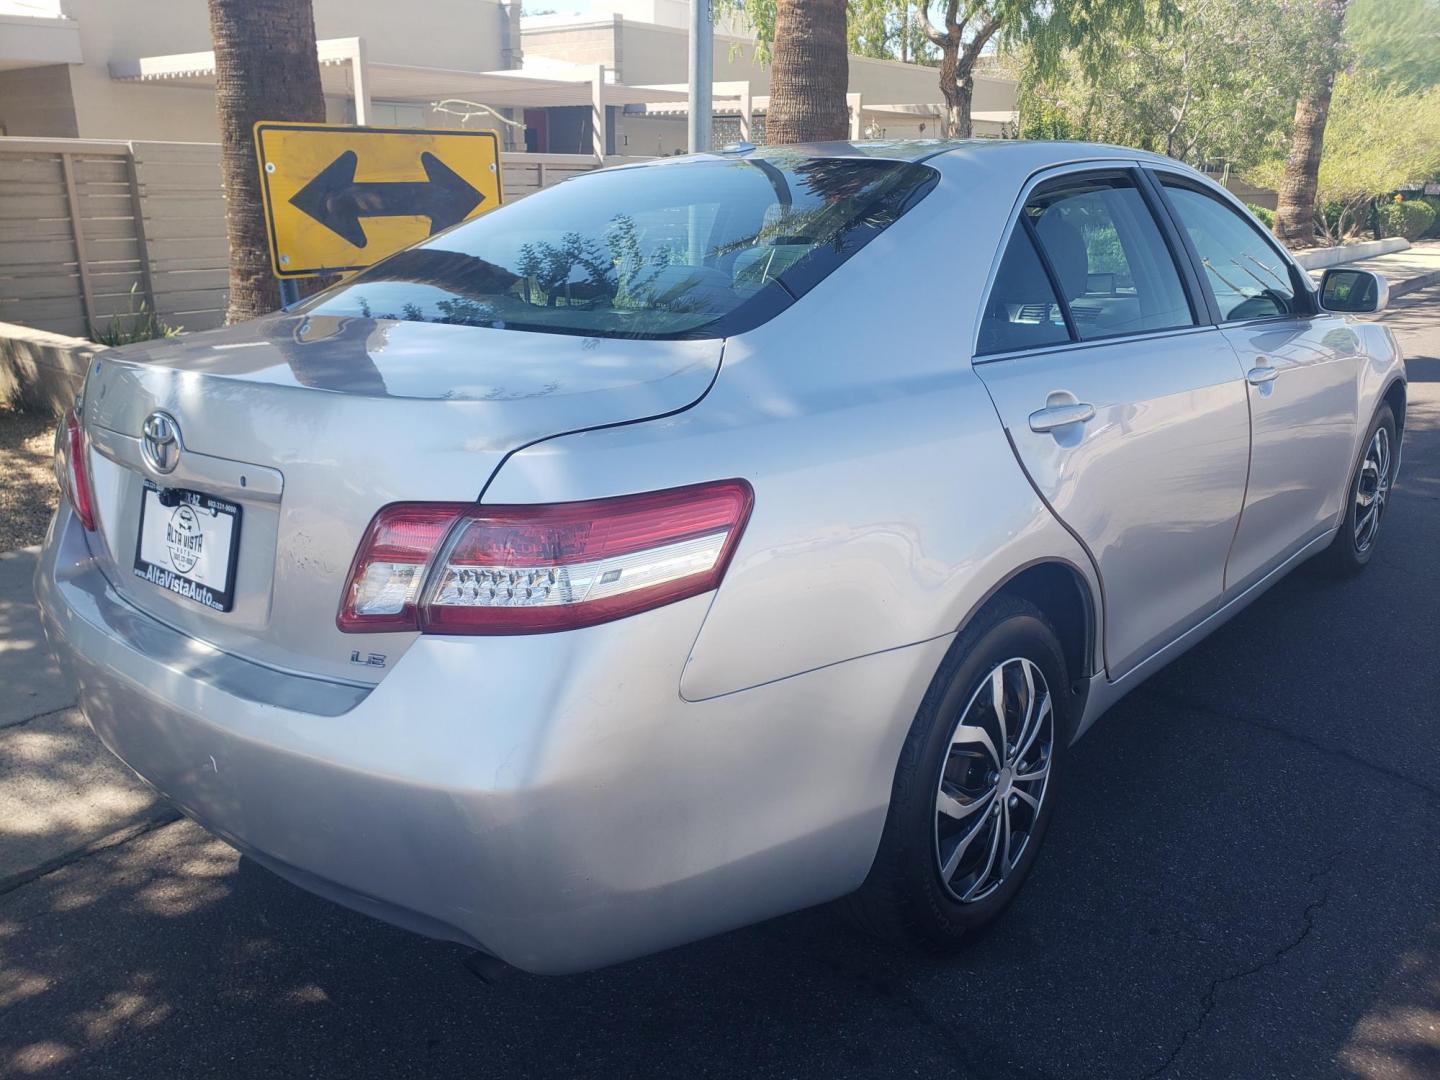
[1420,194,1440,238]
[1376,198,1437,241]
[1319,199,1350,240]
[1246,203,1276,228]
[88,284,182,347]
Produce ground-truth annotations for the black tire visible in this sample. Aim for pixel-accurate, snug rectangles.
[844,595,1068,950]
[1318,403,1397,577]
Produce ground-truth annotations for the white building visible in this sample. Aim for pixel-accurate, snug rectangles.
[0,0,1017,154]
[525,0,1019,155]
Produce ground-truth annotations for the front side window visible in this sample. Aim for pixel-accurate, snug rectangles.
[304,156,938,340]
[1160,180,1298,321]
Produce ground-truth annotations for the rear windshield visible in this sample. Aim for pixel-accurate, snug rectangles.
[304,156,938,340]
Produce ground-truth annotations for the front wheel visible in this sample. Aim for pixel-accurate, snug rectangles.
[1319,403,1397,576]
[845,597,1068,950]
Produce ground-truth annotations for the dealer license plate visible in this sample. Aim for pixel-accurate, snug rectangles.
[132,480,242,612]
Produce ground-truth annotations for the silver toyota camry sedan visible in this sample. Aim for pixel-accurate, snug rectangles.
[37,140,1403,974]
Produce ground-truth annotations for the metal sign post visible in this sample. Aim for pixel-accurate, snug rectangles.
[253,122,503,278]
[688,0,713,154]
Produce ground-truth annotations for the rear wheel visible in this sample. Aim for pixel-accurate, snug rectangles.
[1320,404,1396,576]
[846,597,1067,949]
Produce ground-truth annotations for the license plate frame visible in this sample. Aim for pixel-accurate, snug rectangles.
[132,480,243,612]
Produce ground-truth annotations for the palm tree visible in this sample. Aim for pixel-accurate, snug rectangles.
[766,0,850,144]
[208,0,326,321]
[1274,0,1351,246]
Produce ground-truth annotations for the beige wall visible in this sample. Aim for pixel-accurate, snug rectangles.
[60,0,215,140]
[849,55,1016,111]
[14,0,509,141]
[528,14,1017,154]
[524,14,1017,111]
[521,23,618,70]
[622,22,771,89]
[0,63,79,137]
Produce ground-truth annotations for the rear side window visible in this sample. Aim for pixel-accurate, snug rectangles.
[977,227,1070,355]
[1160,181,1297,321]
[305,157,938,340]
[979,172,1195,355]
[1027,174,1195,341]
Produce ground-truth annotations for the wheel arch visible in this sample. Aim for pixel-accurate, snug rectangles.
[955,558,1098,743]
[1382,376,1406,441]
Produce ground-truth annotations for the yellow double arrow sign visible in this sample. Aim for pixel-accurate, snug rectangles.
[254,122,503,279]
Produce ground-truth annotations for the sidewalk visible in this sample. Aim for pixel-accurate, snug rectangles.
[0,546,174,892]
[1318,238,1440,299]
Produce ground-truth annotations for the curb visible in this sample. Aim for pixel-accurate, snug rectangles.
[1292,237,1411,270]
[1390,269,1440,300]
[0,810,183,898]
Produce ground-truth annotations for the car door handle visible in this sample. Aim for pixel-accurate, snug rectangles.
[1246,364,1279,385]
[1029,402,1095,433]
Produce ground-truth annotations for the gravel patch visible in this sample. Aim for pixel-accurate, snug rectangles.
[0,407,59,552]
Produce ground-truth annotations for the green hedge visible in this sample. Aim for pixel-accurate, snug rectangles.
[1419,195,1440,239]
[1377,198,1437,241]
[1246,203,1276,228]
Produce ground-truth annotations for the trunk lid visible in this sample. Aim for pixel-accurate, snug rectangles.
[79,312,721,684]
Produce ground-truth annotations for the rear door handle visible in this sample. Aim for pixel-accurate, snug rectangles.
[1246,361,1279,385]
[1028,402,1095,433]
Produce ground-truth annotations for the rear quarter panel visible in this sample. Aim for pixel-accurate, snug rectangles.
[483,159,1104,699]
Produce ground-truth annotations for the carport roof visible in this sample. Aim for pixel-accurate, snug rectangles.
[633,98,1016,126]
[108,38,689,109]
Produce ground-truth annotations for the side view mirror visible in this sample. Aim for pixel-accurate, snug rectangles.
[1319,268,1389,314]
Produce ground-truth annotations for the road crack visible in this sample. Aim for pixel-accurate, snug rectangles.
[1140,850,1343,1079]
[756,920,1065,1080]
[0,702,79,732]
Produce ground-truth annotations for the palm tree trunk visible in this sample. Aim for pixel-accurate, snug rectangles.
[1273,0,1349,247]
[766,0,850,145]
[1273,74,1338,246]
[208,0,326,322]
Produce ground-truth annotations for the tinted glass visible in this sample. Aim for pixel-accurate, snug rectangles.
[1161,182,1297,321]
[1320,268,1381,312]
[977,226,1070,355]
[305,157,938,340]
[1027,174,1194,340]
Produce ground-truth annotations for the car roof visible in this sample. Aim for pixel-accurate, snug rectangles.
[610,139,1202,181]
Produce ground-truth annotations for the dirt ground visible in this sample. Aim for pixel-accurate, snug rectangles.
[0,406,58,552]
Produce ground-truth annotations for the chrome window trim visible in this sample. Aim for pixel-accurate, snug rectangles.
[970,159,1209,363]
[971,322,1221,367]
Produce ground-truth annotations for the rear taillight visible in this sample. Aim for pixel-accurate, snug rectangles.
[56,406,96,531]
[336,503,470,633]
[337,480,753,635]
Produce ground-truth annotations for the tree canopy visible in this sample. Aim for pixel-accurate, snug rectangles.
[721,0,1164,79]
[1346,0,1440,92]
[1018,0,1330,169]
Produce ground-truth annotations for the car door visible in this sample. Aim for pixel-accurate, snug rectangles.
[1153,173,1363,591]
[973,166,1252,679]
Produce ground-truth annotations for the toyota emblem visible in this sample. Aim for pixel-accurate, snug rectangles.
[141,411,181,474]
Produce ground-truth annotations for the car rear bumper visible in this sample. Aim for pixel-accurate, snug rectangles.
[35,504,948,974]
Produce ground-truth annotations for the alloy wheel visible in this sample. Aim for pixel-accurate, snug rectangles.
[1354,426,1392,553]
[934,656,1054,903]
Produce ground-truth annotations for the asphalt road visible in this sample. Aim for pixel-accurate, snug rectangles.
[3,288,1440,1080]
